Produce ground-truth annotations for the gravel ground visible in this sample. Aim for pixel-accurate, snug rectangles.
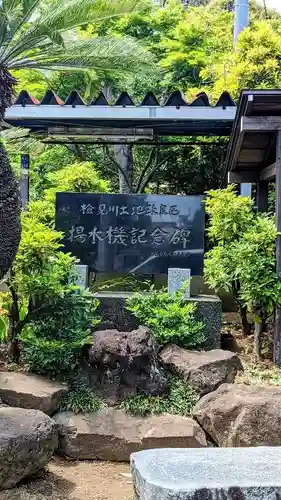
[1,457,133,500]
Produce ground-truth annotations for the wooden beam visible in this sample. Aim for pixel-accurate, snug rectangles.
[275,130,281,365]
[256,181,269,212]
[47,127,154,137]
[239,149,265,163]
[244,94,254,116]
[228,119,245,171]
[243,134,272,149]
[260,163,276,181]
[228,170,260,183]
[241,116,281,132]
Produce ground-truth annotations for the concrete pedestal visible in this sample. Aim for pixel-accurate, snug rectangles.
[94,292,221,350]
[131,448,281,500]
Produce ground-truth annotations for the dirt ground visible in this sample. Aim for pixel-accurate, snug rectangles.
[0,457,133,500]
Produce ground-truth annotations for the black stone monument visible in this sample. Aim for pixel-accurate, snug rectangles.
[55,193,205,275]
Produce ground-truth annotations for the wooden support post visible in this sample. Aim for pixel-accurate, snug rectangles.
[256,181,269,213]
[275,131,281,365]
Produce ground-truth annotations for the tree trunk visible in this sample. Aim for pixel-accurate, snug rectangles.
[254,320,263,360]
[0,143,21,279]
[233,281,251,336]
[114,145,133,193]
[239,303,251,336]
[0,68,17,121]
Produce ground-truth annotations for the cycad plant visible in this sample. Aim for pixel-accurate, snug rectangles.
[0,0,152,279]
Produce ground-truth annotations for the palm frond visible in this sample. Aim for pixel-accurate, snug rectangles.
[38,0,149,32]
[9,36,155,73]
[0,0,148,66]
[0,10,9,47]
[12,0,42,35]
[0,0,155,117]
[2,0,20,12]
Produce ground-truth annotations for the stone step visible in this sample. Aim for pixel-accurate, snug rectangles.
[131,447,281,499]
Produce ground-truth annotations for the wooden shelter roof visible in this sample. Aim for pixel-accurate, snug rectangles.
[225,90,281,183]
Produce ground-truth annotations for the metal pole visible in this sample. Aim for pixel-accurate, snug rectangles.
[19,154,29,210]
[275,130,281,365]
[234,0,251,197]
[234,0,249,42]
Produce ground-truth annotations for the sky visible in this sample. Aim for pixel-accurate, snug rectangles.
[257,0,281,13]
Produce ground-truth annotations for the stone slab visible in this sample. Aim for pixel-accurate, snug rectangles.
[131,447,281,500]
[95,292,221,349]
[0,372,67,416]
[75,264,89,289]
[54,410,206,461]
[168,268,191,298]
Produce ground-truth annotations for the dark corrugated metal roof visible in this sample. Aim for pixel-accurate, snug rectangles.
[14,89,236,108]
[6,89,237,140]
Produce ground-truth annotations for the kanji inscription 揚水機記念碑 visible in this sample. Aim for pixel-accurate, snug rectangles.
[55,193,205,275]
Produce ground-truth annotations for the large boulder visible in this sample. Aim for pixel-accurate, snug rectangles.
[194,383,281,447]
[0,372,68,415]
[160,345,243,396]
[54,408,206,461]
[0,407,57,490]
[87,327,167,404]
[140,414,207,450]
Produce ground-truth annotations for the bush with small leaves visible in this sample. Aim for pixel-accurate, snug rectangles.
[60,384,105,414]
[126,286,204,348]
[20,290,100,377]
[120,377,199,417]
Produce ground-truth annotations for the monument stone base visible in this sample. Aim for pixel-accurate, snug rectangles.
[94,291,221,350]
[131,448,281,500]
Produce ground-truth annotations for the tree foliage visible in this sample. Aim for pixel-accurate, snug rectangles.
[13,0,281,198]
[0,0,156,281]
[5,154,108,364]
[204,186,281,358]
[28,160,110,224]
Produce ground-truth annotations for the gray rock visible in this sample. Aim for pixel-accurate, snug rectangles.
[87,327,167,404]
[54,409,206,461]
[131,447,281,499]
[190,295,222,350]
[160,346,243,395]
[0,371,68,416]
[140,414,206,450]
[194,383,281,446]
[0,407,58,490]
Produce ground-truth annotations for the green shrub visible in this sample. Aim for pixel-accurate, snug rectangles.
[205,186,281,357]
[20,290,100,377]
[126,286,204,347]
[60,384,105,414]
[120,377,199,417]
[0,292,9,342]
